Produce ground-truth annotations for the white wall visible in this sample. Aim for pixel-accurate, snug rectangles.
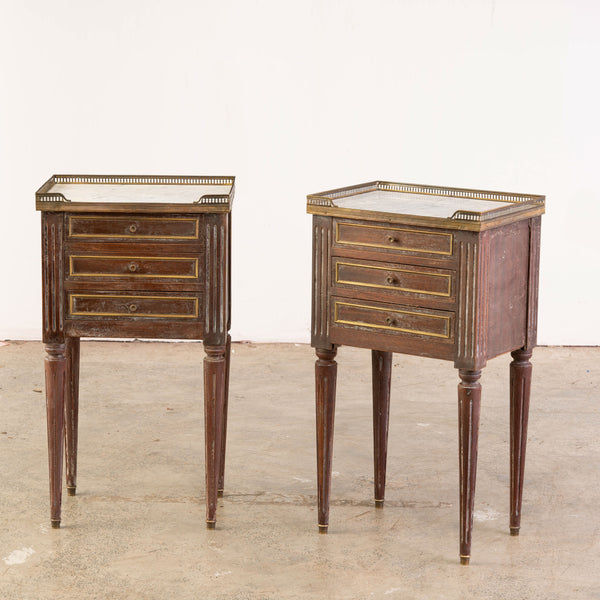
[1,0,598,345]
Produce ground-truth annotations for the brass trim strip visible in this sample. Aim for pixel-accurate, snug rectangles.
[334,301,451,339]
[69,294,199,319]
[335,222,453,256]
[307,180,545,207]
[68,216,199,240]
[68,255,199,279]
[52,174,234,186]
[335,261,452,297]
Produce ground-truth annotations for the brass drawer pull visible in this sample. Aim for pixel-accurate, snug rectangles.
[387,235,397,243]
[128,262,139,273]
[128,224,138,233]
[386,275,396,285]
[128,303,138,313]
[385,316,395,326]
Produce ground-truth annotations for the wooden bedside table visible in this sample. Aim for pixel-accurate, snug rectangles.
[307,180,545,564]
[36,174,234,530]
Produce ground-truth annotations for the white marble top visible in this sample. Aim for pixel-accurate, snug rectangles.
[48,183,231,204]
[332,190,511,218]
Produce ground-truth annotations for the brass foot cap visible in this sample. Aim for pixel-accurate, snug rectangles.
[67,487,76,496]
[375,499,384,508]
[51,520,61,529]
[510,527,520,536]
[206,521,216,530]
[217,490,224,498]
[460,556,470,566]
[318,525,328,534]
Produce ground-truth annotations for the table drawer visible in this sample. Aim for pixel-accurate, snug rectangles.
[333,298,453,339]
[68,293,200,319]
[68,255,199,280]
[334,258,453,299]
[68,215,200,240]
[335,221,453,256]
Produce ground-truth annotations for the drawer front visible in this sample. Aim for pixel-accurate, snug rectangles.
[334,259,452,298]
[68,216,199,240]
[333,299,452,339]
[335,221,453,256]
[68,255,199,280]
[68,293,200,319]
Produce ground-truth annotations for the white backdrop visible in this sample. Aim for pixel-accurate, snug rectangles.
[1,0,598,344]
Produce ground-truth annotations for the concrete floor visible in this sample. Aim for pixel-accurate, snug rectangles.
[0,341,598,599]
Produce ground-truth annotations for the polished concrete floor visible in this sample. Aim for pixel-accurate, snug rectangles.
[0,341,598,599]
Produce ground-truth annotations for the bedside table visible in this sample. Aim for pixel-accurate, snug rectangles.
[36,174,234,529]
[307,180,544,564]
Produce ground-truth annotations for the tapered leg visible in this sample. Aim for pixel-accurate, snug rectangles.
[65,337,80,496]
[372,350,392,507]
[218,334,231,498]
[458,369,482,565]
[203,343,227,528]
[510,348,532,536]
[45,343,67,528]
[316,347,337,533]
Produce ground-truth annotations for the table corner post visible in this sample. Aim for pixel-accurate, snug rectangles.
[315,346,337,533]
[457,368,482,565]
[509,346,533,536]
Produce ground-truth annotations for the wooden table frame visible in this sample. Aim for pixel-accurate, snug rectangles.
[308,180,544,564]
[37,174,233,529]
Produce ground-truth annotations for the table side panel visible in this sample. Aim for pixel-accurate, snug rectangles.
[485,220,530,359]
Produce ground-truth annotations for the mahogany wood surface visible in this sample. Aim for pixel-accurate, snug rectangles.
[309,181,543,564]
[38,176,233,530]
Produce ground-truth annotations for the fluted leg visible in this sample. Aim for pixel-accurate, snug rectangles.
[218,334,231,497]
[65,337,80,496]
[316,347,337,533]
[203,343,227,528]
[510,348,532,536]
[372,350,392,507]
[45,343,67,528]
[458,369,482,565]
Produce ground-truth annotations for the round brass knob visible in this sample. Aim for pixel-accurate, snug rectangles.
[128,224,138,233]
[385,316,395,326]
[386,275,396,285]
[128,262,138,273]
[387,235,397,243]
[128,304,138,312]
